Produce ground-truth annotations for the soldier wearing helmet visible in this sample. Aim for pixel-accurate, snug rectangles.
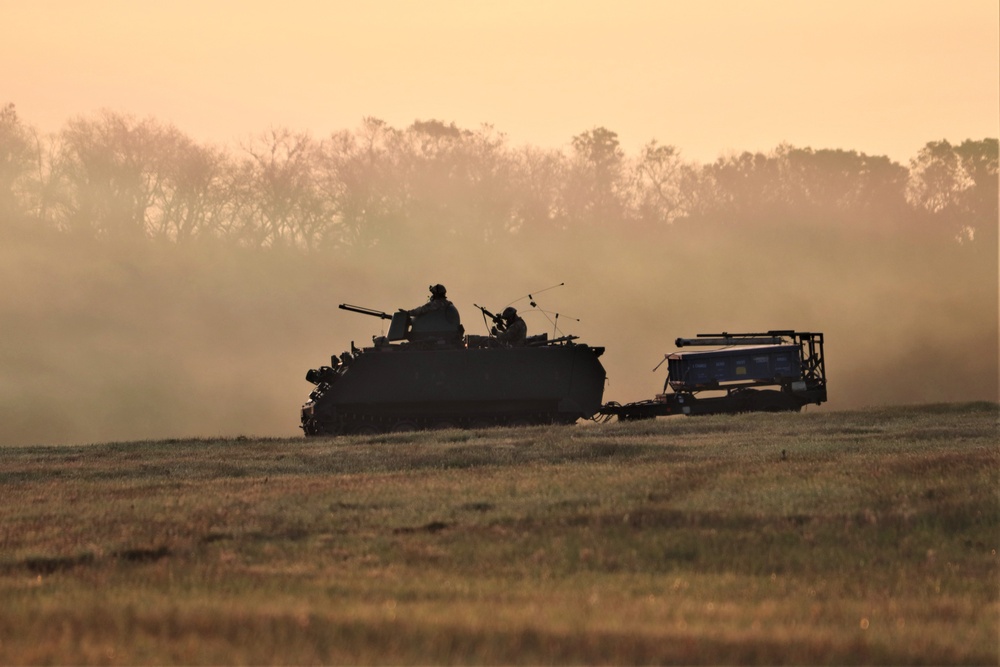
[405,284,464,343]
[408,284,451,317]
[495,306,527,346]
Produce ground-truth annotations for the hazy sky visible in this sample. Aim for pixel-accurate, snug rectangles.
[3,0,998,163]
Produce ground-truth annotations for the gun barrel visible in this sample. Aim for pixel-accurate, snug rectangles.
[474,303,503,324]
[339,303,392,320]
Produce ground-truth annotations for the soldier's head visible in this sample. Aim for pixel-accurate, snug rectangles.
[501,306,517,322]
[429,284,447,299]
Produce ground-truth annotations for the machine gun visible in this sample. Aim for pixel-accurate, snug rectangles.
[339,303,393,320]
[474,303,507,332]
[339,303,409,341]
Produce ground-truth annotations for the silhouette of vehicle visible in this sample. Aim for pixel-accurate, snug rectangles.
[301,303,607,435]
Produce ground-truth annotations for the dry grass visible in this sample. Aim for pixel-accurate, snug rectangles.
[0,402,997,664]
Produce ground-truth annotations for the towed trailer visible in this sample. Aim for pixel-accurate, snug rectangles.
[600,330,826,420]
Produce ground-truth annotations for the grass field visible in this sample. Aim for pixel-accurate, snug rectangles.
[1,402,997,665]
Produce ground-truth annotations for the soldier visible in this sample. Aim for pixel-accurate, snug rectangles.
[406,284,463,342]
[494,306,527,346]
[408,284,453,317]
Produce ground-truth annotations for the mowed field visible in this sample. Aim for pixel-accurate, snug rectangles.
[1,403,996,665]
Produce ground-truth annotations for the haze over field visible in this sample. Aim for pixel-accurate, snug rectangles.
[1,1,997,446]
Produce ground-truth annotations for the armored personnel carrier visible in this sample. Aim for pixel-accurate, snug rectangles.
[301,300,607,436]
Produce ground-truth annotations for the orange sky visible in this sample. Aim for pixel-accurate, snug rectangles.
[3,0,998,163]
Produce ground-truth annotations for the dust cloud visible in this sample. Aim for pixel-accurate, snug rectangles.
[1,213,995,447]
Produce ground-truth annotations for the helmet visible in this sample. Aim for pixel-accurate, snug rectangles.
[501,306,517,320]
[429,284,447,297]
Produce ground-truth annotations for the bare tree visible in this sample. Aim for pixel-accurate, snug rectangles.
[629,140,686,227]
[507,145,566,234]
[563,127,627,228]
[138,134,228,244]
[232,128,330,249]
[0,103,42,230]
[52,111,186,240]
[907,139,998,245]
[320,117,405,249]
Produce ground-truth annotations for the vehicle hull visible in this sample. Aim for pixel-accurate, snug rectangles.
[302,343,607,435]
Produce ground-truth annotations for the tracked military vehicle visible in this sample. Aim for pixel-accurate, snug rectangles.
[301,299,607,436]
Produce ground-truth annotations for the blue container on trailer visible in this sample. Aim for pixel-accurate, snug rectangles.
[667,344,802,390]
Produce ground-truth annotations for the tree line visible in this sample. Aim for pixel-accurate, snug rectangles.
[1,103,996,251]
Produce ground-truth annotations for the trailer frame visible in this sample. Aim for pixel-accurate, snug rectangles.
[600,330,826,420]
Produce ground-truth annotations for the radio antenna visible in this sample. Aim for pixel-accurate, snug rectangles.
[502,283,578,337]
[506,282,565,309]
